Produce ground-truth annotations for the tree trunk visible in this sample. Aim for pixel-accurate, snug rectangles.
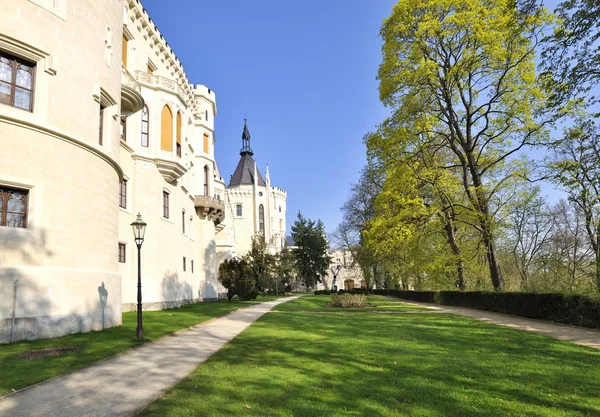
[484,229,504,291]
[442,213,466,290]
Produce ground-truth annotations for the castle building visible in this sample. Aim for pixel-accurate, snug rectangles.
[219,120,287,258]
[0,0,280,343]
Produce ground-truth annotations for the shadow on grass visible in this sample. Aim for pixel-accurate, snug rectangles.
[140,312,600,417]
[0,298,274,396]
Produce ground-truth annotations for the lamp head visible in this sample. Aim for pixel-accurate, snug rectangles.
[130,213,147,247]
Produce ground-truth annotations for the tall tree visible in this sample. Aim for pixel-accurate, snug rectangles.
[374,0,554,290]
[547,116,600,290]
[291,213,330,289]
[542,0,600,108]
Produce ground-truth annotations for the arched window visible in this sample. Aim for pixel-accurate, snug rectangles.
[176,111,182,157]
[161,105,173,151]
[141,105,149,147]
[203,165,209,196]
[259,204,265,235]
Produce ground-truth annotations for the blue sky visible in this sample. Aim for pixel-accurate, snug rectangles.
[141,0,572,235]
[141,0,397,234]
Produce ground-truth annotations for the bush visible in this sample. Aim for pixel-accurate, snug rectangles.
[387,290,600,329]
[218,258,258,301]
[330,294,366,308]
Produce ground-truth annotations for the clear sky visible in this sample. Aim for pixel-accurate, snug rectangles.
[141,0,397,234]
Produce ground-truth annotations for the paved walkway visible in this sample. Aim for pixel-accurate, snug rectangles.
[397,299,600,350]
[0,296,299,417]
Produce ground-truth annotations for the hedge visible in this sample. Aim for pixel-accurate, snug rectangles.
[313,288,600,329]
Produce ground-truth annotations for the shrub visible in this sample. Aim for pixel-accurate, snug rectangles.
[218,258,258,301]
[330,294,366,308]
[387,290,600,329]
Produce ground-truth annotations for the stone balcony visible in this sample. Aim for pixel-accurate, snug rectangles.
[194,195,225,223]
[134,70,190,107]
[121,66,145,116]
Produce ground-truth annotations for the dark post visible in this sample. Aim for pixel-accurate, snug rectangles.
[131,213,147,341]
[136,243,143,340]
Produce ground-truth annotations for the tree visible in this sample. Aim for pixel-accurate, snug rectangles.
[542,0,600,108]
[331,163,384,289]
[547,116,600,290]
[373,0,554,290]
[503,186,554,289]
[217,258,257,301]
[244,235,276,293]
[274,245,296,294]
[291,213,330,289]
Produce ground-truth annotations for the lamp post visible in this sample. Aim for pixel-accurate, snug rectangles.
[331,264,342,292]
[131,213,147,340]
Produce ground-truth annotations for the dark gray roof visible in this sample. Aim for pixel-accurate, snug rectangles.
[285,236,296,247]
[228,153,266,187]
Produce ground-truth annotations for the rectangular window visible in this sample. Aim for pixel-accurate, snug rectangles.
[183,257,186,271]
[122,35,128,66]
[99,105,105,145]
[236,204,242,217]
[203,133,209,153]
[118,243,126,263]
[141,106,149,147]
[191,260,194,273]
[280,219,283,231]
[0,51,35,112]
[120,117,127,142]
[0,186,28,228]
[147,63,153,75]
[119,180,127,209]
[163,191,169,218]
[182,210,185,233]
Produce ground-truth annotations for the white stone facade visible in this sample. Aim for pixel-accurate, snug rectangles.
[0,0,249,343]
[318,250,365,291]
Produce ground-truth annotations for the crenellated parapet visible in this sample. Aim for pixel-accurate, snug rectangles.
[271,187,287,199]
[226,187,254,199]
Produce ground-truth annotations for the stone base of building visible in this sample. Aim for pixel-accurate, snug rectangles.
[0,267,122,344]
[121,297,219,312]
[0,310,121,344]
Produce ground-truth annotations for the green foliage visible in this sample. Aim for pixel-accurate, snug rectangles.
[291,212,330,288]
[218,258,257,301]
[244,235,276,293]
[386,289,600,329]
[366,0,557,291]
[271,245,296,295]
[542,0,600,108]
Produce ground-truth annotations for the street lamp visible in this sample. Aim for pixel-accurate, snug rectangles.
[331,264,342,292]
[131,213,147,340]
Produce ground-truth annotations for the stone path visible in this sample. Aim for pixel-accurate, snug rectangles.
[0,296,299,417]
[397,299,600,350]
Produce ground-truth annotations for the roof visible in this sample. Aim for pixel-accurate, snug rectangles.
[285,236,296,247]
[228,153,266,187]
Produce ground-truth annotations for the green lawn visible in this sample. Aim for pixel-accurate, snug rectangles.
[0,296,279,396]
[273,295,427,312]
[140,295,600,417]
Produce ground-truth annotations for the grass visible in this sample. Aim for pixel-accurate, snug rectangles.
[0,296,280,396]
[272,294,427,312]
[139,295,600,417]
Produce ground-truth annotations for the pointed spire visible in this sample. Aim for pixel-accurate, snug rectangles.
[240,117,253,155]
